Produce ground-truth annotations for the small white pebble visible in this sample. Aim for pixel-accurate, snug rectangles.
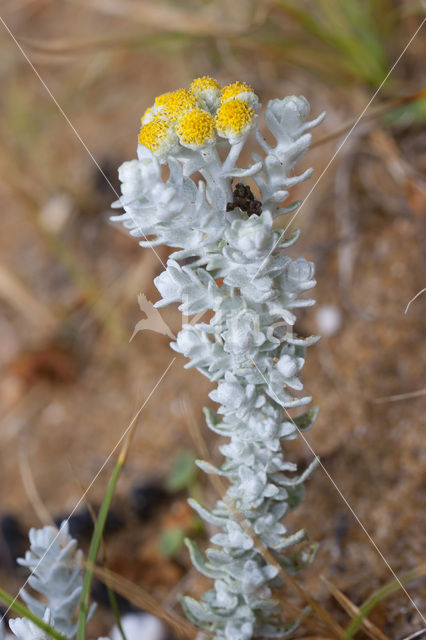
[39,193,74,233]
[316,304,342,337]
[111,613,166,640]
[41,402,66,426]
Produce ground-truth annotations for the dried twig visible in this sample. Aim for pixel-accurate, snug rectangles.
[373,389,426,403]
[312,90,426,149]
[322,576,389,640]
[400,629,426,640]
[18,437,55,527]
[91,565,197,640]
[62,0,261,37]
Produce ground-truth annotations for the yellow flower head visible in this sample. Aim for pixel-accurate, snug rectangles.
[154,88,197,122]
[221,81,259,111]
[190,76,222,112]
[176,108,215,148]
[215,99,255,142]
[138,116,177,156]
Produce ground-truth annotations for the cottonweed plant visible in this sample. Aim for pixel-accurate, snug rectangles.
[1,522,98,640]
[112,77,325,640]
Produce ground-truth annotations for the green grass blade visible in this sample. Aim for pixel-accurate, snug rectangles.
[343,566,426,639]
[106,585,127,640]
[275,0,391,85]
[0,588,68,640]
[76,458,124,640]
[76,393,146,640]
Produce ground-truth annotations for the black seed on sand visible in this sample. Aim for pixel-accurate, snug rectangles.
[0,514,27,565]
[130,482,169,521]
[54,506,123,540]
[91,579,138,614]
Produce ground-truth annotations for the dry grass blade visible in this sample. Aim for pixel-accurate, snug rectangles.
[322,577,389,640]
[91,565,197,640]
[18,437,55,527]
[65,0,257,36]
[343,564,426,639]
[373,388,426,403]
[312,89,426,149]
[400,630,426,640]
[20,34,146,55]
[259,555,344,638]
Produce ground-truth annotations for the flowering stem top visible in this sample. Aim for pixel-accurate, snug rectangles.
[113,76,325,640]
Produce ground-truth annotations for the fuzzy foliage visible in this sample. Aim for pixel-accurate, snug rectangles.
[8,523,95,640]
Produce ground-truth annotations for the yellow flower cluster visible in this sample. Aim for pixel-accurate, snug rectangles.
[138,77,258,154]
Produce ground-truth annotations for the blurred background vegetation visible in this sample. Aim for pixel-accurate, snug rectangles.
[0,1,425,638]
